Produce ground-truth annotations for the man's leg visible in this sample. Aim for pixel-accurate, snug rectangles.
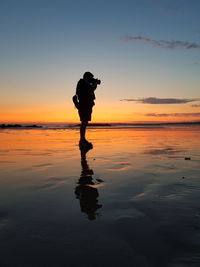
[80,120,88,141]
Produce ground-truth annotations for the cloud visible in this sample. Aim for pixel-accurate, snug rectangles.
[191,104,200,107]
[120,97,199,104]
[125,36,200,50]
[146,113,200,117]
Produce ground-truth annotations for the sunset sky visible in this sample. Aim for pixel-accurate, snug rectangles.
[1,0,200,123]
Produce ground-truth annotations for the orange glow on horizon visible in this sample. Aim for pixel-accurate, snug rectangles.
[1,101,200,124]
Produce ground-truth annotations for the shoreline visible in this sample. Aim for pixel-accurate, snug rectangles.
[1,121,200,130]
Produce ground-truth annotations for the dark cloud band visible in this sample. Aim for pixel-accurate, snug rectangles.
[120,97,199,104]
[126,36,200,49]
[146,113,200,117]
[191,104,200,107]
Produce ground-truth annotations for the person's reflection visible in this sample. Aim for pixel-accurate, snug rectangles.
[75,143,103,220]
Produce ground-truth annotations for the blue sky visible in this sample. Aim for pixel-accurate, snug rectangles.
[1,0,200,122]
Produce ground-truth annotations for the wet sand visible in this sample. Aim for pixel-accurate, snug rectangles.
[0,127,200,267]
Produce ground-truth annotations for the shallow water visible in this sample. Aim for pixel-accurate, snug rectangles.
[0,127,200,267]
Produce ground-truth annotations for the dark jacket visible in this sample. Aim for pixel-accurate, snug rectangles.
[76,79,96,107]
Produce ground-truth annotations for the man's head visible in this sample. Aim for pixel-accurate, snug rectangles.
[83,71,94,82]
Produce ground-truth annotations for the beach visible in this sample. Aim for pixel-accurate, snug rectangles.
[0,126,200,267]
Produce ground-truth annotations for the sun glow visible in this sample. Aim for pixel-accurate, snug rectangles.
[1,104,200,124]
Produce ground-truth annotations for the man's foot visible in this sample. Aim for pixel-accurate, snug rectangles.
[79,139,92,145]
[79,139,93,149]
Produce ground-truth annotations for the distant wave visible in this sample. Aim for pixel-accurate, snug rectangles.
[38,121,200,130]
[1,122,200,130]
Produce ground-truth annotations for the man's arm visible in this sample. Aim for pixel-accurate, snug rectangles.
[90,83,97,91]
[84,80,97,91]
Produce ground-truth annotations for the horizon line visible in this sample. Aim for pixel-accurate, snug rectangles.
[1,120,200,125]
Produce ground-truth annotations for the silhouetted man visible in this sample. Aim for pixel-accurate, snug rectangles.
[74,72,101,145]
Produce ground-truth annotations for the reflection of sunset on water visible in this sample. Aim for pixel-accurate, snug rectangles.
[1,127,199,182]
[0,126,200,266]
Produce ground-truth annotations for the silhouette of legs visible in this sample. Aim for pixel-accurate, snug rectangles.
[80,120,93,145]
[78,106,93,144]
[80,121,88,142]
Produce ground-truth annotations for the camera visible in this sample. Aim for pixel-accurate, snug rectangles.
[92,78,101,85]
